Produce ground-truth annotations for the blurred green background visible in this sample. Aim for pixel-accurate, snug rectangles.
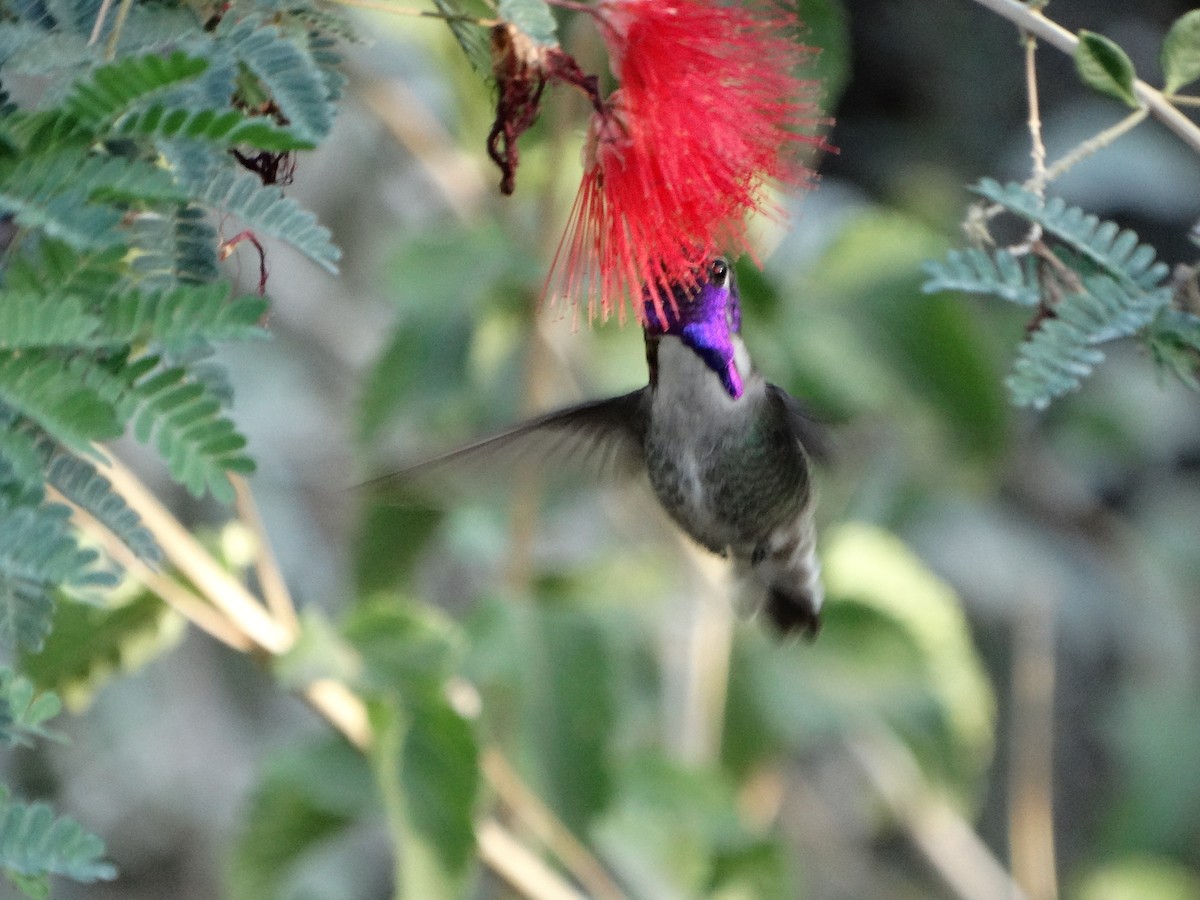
[12,1,1200,898]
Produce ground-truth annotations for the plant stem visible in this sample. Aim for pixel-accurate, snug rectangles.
[102,0,133,61]
[476,820,588,900]
[232,475,300,639]
[1008,593,1059,900]
[96,455,613,899]
[98,453,293,655]
[87,0,113,45]
[482,749,626,900]
[1041,107,1148,184]
[54,487,253,652]
[848,723,1029,900]
[968,0,1200,156]
[1023,32,1047,195]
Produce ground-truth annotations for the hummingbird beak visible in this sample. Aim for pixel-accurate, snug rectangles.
[681,321,744,400]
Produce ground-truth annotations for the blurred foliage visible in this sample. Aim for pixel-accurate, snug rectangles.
[1,0,1200,899]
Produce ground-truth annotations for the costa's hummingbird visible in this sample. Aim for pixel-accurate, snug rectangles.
[383,257,823,637]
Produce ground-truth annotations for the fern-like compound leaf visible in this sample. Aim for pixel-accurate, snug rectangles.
[0,795,115,883]
[220,18,334,141]
[193,166,340,271]
[0,352,122,456]
[922,247,1041,306]
[973,179,1170,291]
[1006,277,1171,408]
[0,500,116,651]
[128,205,220,289]
[63,50,209,124]
[101,284,268,350]
[45,452,161,565]
[0,669,61,748]
[430,0,494,73]
[1146,307,1200,389]
[0,292,102,350]
[114,104,314,151]
[0,153,183,250]
[5,242,124,306]
[127,364,253,501]
[0,421,46,499]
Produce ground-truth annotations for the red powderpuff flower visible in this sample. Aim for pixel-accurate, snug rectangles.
[547,0,827,324]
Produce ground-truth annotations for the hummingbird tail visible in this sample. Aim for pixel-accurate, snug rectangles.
[765,585,822,639]
[737,521,824,639]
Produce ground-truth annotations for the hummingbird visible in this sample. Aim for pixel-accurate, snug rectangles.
[381,257,824,637]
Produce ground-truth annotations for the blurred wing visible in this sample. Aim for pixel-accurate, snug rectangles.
[364,390,649,501]
[766,383,832,463]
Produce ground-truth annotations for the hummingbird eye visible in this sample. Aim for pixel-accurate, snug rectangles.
[708,258,729,286]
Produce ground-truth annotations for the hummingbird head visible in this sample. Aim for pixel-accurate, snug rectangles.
[643,257,744,399]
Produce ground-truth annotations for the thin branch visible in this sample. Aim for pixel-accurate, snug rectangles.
[54,487,253,652]
[102,0,133,61]
[97,453,293,655]
[968,0,1200,156]
[482,748,627,900]
[1023,32,1047,196]
[477,819,589,900]
[87,0,114,46]
[848,723,1028,900]
[302,677,373,749]
[1041,108,1148,183]
[91,456,602,900]
[1008,595,1058,900]
[232,475,300,639]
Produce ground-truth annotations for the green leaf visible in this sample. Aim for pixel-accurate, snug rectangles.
[345,600,479,896]
[921,248,1041,306]
[972,180,1169,292]
[0,352,122,455]
[1006,280,1171,409]
[398,696,479,881]
[20,594,178,709]
[1146,308,1200,389]
[115,104,314,151]
[6,869,49,900]
[343,601,459,696]
[0,668,60,747]
[822,523,996,781]
[64,50,210,124]
[101,284,268,350]
[126,363,253,502]
[593,755,785,898]
[498,0,559,47]
[0,152,183,250]
[0,292,102,350]
[0,796,116,884]
[1162,10,1200,94]
[373,694,480,900]
[228,736,375,900]
[127,205,220,289]
[0,500,119,648]
[190,165,340,272]
[221,19,335,141]
[1076,857,1200,900]
[0,424,46,497]
[1075,30,1139,107]
[5,242,123,308]
[528,607,615,834]
[429,0,495,73]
